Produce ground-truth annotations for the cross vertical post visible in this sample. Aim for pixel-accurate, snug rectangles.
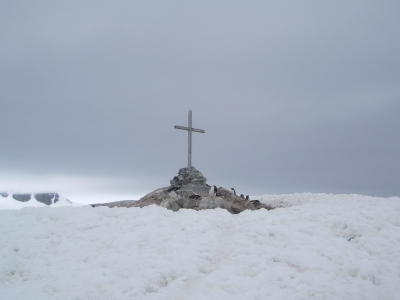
[188,110,192,168]
[174,110,205,169]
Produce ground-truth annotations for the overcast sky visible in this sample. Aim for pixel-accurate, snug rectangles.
[1,1,399,203]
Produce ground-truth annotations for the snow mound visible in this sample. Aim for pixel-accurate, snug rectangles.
[257,192,399,209]
[1,193,399,299]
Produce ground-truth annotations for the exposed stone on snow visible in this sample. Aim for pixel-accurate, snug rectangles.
[198,196,237,214]
[34,193,55,205]
[128,175,271,214]
[90,200,137,208]
[176,197,196,209]
[12,194,31,202]
[129,187,168,208]
[180,185,209,197]
[0,192,8,197]
[248,199,274,211]
[89,166,272,214]
[131,186,248,214]
[160,198,181,211]
[170,167,207,187]
[54,193,60,203]
[215,188,234,197]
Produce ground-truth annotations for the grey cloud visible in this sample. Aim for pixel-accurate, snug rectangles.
[1,1,399,201]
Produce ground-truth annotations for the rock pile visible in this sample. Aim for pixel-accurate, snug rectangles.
[125,166,272,214]
[169,167,207,187]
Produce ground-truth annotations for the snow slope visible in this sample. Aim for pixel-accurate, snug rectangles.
[0,193,82,210]
[1,193,399,299]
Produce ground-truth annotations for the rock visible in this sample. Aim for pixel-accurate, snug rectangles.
[216,187,234,198]
[94,166,273,214]
[160,198,181,211]
[247,202,258,210]
[176,197,196,209]
[181,186,210,197]
[130,187,169,208]
[0,192,8,197]
[99,184,273,214]
[199,196,244,214]
[173,189,195,199]
[199,196,230,210]
[34,193,55,205]
[90,200,137,208]
[132,184,251,214]
[12,194,31,202]
[181,178,190,185]
[170,166,207,187]
[164,191,180,203]
[248,200,274,211]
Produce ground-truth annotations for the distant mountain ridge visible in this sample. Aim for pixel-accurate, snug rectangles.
[0,192,75,210]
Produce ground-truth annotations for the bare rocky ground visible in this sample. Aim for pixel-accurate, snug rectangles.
[128,186,273,214]
[91,167,273,214]
[90,200,138,208]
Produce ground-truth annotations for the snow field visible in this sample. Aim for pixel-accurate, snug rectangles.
[1,193,400,299]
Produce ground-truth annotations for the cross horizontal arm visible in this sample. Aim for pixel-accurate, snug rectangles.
[174,125,205,133]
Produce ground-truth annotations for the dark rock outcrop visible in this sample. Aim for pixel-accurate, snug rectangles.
[90,166,273,214]
[129,185,271,214]
[248,200,274,211]
[0,192,8,197]
[170,167,207,187]
[12,194,31,202]
[34,193,55,206]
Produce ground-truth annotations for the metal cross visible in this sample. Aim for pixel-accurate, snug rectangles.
[174,110,205,169]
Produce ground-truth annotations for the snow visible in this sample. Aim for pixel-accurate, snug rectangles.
[0,193,83,210]
[1,193,399,299]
